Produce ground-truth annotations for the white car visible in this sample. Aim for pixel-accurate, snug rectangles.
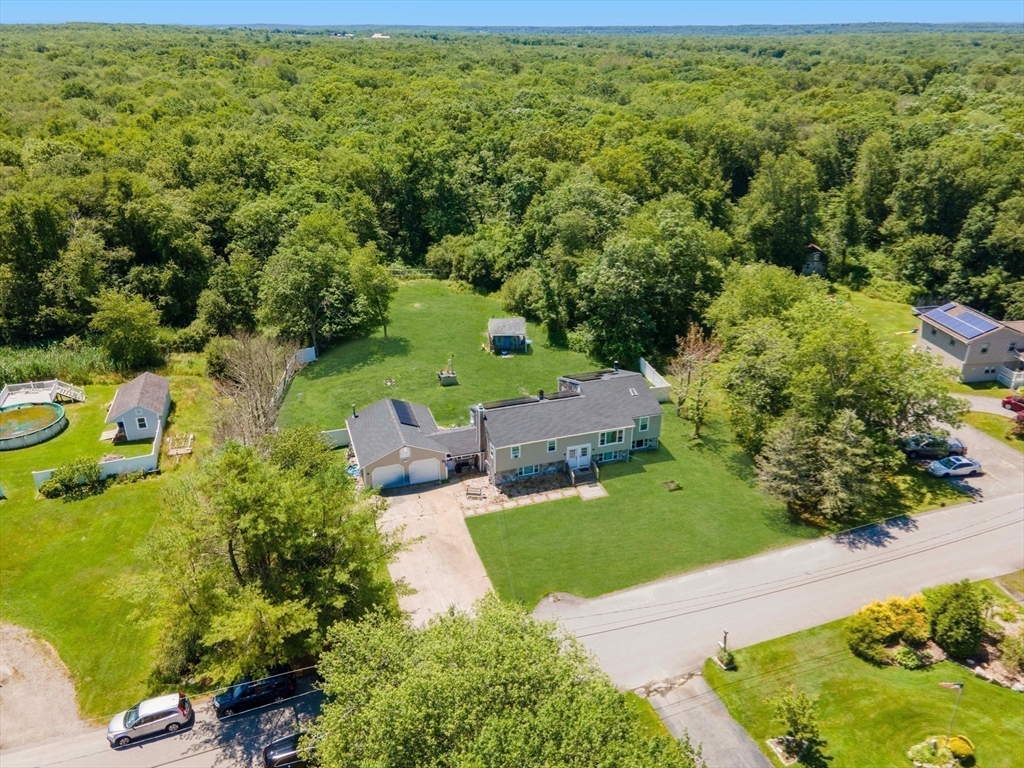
[927,456,981,478]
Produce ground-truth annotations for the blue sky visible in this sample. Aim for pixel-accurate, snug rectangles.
[1,1,1021,26]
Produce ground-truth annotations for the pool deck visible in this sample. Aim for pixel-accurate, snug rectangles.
[2,391,55,407]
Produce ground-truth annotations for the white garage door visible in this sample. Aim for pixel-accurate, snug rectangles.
[408,458,441,485]
[371,464,405,488]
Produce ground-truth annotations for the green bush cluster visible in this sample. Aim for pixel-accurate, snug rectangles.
[947,735,974,762]
[843,595,929,664]
[39,457,102,499]
[891,644,925,670]
[924,581,986,659]
[907,738,954,766]
[999,634,1024,673]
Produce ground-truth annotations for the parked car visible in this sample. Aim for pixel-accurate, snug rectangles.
[107,693,193,747]
[213,668,297,718]
[899,434,966,459]
[927,456,982,478]
[263,731,313,768]
[1002,395,1024,413]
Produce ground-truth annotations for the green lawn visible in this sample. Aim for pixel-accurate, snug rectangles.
[0,375,216,717]
[964,412,1024,454]
[705,620,1024,768]
[841,291,919,348]
[279,280,596,429]
[947,380,1015,399]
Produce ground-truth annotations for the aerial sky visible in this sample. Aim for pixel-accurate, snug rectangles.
[1,0,1021,26]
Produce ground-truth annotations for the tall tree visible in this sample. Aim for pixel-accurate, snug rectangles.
[311,595,699,768]
[89,289,160,370]
[350,244,398,339]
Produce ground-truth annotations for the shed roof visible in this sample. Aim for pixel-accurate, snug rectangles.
[482,370,662,448]
[106,372,170,423]
[487,317,526,338]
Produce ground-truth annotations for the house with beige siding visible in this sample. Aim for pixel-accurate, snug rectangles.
[915,302,1024,388]
[347,367,663,488]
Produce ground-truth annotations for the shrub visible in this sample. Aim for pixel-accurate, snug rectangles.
[947,735,974,761]
[769,686,820,755]
[203,336,235,380]
[892,645,924,670]
[717,647,736,668]
[925,581,985,659]
[844,595,929,663]
[907,738,954,766]
[999,634,1024,673]
[39,457,102,498]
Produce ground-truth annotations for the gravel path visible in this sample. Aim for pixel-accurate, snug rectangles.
[0,623,86,749]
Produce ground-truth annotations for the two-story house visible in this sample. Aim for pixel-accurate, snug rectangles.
[915,302,1024,387]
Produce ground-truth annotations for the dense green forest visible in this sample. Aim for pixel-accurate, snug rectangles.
[1,25,1022,363]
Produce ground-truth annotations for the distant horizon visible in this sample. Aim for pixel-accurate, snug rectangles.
[1,0,1022,27]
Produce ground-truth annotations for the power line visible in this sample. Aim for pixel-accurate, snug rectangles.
[570,513,1022,639]
[561,506,1023,625]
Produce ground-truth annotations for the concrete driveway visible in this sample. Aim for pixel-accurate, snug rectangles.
[379,477,493,626]
[943,421,1024,500]
[962,393,1017,417]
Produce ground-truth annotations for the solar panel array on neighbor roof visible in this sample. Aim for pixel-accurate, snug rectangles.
[925,303,999,340]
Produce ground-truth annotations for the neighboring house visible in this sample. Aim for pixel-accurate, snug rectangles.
[347,367,663,488]
[487,317,527,354]
[105,371,171,441]
[915,302,1024,387]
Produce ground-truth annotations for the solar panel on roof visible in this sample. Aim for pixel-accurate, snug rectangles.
[392,400,420,427]
[925,308,994,340]
[957,311,998,334]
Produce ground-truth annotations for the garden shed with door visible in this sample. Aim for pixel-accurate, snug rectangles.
[487,317,527,354]
[105,371,170,441]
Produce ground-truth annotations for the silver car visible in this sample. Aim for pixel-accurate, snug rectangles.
[107,693,193,747]
[927,455,982,478]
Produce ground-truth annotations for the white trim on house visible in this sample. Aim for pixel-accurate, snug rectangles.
[490,424,636,451]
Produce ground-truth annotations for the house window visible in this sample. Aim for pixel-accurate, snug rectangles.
[546,440,556,453]
[516,464,539,477]
[511,445,521,459]
[949,338,956,347]
[639,416,649,432]
[980,344,989,355]
[931,326,937,336]
[136,416,148,430]
[598,430,624,446]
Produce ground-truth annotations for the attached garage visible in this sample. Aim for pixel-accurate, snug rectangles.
[409,458,442,485]
[371,464,406,488]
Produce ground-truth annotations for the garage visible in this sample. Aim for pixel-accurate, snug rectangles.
[409,458,442,485]
[371,464,406,488]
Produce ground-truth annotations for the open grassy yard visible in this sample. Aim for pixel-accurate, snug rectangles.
[0,374,216,717]
[841,290,919,348]
[279,280,596,429]
[964,412,1024,454]
[705,620,1024,768]
[468,401,968,607]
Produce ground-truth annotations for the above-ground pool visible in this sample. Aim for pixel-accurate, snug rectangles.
[0,402,68,451]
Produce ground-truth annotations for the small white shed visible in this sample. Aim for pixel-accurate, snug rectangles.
[105,372,171,441]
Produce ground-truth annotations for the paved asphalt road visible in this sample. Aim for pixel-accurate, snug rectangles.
[535,492,1023,762]
[0,680,322,768]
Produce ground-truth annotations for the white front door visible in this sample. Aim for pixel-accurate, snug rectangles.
[566,444,590,469]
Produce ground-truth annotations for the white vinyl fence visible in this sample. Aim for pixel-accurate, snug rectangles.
[639,357,672,403]
[33,419,164,489]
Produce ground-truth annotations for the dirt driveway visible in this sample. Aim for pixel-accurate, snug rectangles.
[379,477,494,626]
[0,624,86,750]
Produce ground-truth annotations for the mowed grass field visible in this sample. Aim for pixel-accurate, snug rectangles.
[279,280,596,428]
[466,401,964,607]
[705,619,1024,768]
[0,373,216,717]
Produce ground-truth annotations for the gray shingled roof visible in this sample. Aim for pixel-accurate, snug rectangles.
[482,370,661,448]
[106,371,170,423]
[487,317,526,337]
[346,398,447,467]
[431,426,481,456]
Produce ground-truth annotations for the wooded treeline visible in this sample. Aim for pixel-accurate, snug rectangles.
[1,25,1022,362]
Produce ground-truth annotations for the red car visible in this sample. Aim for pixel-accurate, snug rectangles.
[1002,395,1024,413]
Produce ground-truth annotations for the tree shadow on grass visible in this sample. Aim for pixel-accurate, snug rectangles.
[799,744,834,768]
[298,336,412,381]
